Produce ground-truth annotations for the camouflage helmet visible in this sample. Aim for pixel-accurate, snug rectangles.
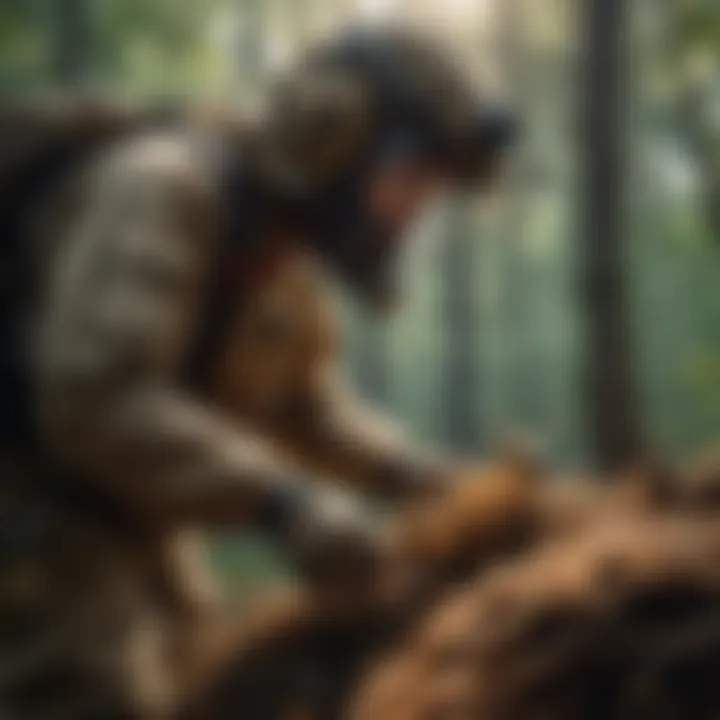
[253,26,518,304]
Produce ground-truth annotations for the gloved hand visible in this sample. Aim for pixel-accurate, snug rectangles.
[288,489,387,589]
[259,483,388,591]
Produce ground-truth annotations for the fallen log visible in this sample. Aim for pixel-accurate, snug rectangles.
[185,455,720,720]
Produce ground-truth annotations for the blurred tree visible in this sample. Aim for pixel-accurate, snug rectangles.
[51,0,92,86]
[670,0,720,242]
[496,0,545,432]
[628,0,719,458]
[442,205,479,451]
[92,0,221,96]
[236,0,265,93]
[578,0,643,470]
[356,319,391,404]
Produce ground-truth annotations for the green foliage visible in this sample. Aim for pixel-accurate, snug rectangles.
[677,0,720,55]
[211,536,289,590]
[0,2,49,90]
[93,0,224,95]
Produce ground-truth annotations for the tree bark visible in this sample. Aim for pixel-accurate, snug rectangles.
[578,0,643,470]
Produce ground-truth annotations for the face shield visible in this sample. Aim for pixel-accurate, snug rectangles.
[253,27,519,308]
[309,107,518,310]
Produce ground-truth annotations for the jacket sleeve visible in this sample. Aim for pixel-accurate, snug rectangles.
[272,365,455,501]
[33,135,306,529]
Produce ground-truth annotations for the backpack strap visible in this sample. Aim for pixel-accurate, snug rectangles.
[182,138,266,389]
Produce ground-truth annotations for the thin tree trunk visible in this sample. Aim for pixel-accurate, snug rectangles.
[496,0,544,432]
[237,0,265,95]
[666,5,720,245]
[51,0,91,87]
[356,319,390,404]
[442,205,478,452]
[578,0,643,470]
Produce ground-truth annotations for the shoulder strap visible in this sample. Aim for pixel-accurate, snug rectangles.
[182,138,265,389]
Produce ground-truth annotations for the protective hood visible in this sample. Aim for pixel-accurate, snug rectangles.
[252,26,519,307]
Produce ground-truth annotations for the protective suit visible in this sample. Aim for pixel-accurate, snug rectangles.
[0,27,516,719]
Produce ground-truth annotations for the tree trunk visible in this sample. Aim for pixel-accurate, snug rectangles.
[442,205,478,452]
[51,0,91,87]
[237,0,265,94]
[496,0,545,433]
[356,319,390,405]
[578,0,643,470]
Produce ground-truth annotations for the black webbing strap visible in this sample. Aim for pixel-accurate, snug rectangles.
[181,140,263,389]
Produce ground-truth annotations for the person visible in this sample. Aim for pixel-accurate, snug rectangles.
[0,26,516,719]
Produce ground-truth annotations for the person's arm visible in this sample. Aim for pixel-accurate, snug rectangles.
[33,135,323,532]
[272,365,460,501]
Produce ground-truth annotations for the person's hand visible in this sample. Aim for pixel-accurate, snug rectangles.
[285,488,387,591]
